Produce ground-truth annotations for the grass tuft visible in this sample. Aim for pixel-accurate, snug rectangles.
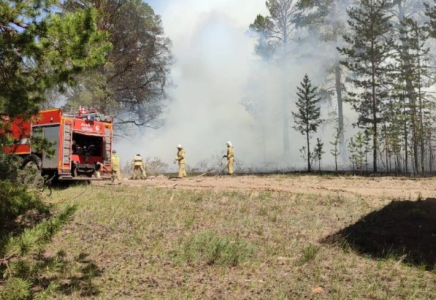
[172,230,254,267]
[296,243,320,266]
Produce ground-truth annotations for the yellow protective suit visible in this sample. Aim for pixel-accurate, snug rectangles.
[174,149,186,178]
[111,154,122,183]
[226,146,234,175]
[132,155,146,179]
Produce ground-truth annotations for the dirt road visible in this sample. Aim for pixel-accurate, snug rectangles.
[111,175,436,200]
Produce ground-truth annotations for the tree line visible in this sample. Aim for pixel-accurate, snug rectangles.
[247,0,436,174]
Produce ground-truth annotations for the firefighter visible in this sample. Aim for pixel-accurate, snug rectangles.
[222,141,234,175]
[173,144,186,178]
[111,150,122,183]
[132,154,146,179]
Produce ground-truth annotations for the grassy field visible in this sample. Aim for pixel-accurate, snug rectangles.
[38,178,436,299]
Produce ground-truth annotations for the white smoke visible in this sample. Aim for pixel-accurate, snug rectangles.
[115,0,357,172]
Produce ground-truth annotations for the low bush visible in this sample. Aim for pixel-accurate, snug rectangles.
[0,180,48,229]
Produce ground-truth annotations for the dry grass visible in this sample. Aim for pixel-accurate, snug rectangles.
[42,179,436,299]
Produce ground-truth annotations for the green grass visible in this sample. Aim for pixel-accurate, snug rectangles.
[172,230,254,267]
[23,182,436,299]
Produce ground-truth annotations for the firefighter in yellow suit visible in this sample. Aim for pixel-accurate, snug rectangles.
[132,154,146,179]
[223,141,234,175]
[173,144,186,178]
[111,150,122,183]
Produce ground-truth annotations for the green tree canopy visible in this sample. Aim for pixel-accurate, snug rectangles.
[338,0,394,172]
[0,0,111,117]
[292,74,323,172]
[63,0,172,132]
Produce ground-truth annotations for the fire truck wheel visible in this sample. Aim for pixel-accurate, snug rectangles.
[20,155,43,187]
[21,154,42,170]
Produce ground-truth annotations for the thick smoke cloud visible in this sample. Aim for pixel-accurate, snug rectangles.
[116,0,357,172]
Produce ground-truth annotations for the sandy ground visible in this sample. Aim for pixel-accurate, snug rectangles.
[105,175,436,200]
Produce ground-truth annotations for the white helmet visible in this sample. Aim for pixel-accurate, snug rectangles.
[226,141,232,147]
[177,144,182,149]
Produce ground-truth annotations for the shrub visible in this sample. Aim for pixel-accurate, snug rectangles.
[0,154,22,182]
[0,180,48,229]
[0,278,31,300]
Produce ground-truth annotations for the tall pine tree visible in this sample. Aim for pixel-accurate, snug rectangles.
[249,0,298,162]
[338,0,395,172]
[292,74,323,172]
[295,0,349,159]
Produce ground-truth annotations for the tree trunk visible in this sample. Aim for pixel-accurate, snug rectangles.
[371,68,378,172]
[429,131,433,174]
[417,54,425,173]
[412,105,419,173]
[306,128,311,172]
[404,118,409,174]
[398,0,419,173]
[334,56,345,161]
[282,28,290,163]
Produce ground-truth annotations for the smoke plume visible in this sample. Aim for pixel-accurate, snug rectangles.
[116,0,358,172]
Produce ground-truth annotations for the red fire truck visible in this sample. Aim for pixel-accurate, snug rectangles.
[1,108,113,181]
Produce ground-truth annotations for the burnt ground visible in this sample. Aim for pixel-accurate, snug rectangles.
[115,174,436,199]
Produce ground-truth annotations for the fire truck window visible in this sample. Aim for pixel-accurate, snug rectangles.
[72,133,103,156]
[32,127,43,136]
[30,127,43,153]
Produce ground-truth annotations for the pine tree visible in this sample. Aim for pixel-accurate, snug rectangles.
[292,74,323,172]
[63,0,172,131]
[338,0,395,173]
[295,0,349,159]
[392,19,431,174]
[348,132,366,172]
[0,1,111,117]
[391,0,427,174]
[250,0,298,162]
[314,138,325,171]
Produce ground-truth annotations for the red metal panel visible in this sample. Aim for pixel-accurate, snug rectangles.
[32,109,62,126]
[72,118,106,136]
[1,116,31,155]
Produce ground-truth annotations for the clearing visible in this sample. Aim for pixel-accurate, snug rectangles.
[42,175,436,299]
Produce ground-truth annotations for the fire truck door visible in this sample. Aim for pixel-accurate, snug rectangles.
[40,126,60,169]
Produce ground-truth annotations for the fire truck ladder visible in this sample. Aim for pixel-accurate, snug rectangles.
[62,123,72,173]
[104,127,112,165]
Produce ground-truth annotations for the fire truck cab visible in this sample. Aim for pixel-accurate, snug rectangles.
[1,108,113,181]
